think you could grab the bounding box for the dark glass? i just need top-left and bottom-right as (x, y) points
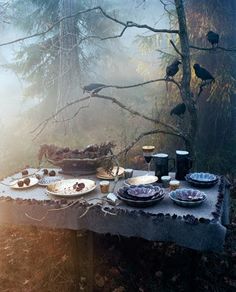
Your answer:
(144, 156), (152, 163)
(153, 153), (175, 180)
(142, 146), (155, 175)
(175, 150), (192, 180)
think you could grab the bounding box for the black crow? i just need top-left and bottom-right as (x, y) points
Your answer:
(206, 31), (219, 48)
(170, 103), (186, 116)
(165, 60), (181, 79)
(83, 83), (107, 94)
(193, 64), (215, 82)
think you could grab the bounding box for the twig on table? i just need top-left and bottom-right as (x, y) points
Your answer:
(25, 196), (118, 222)
(25, 199), (82, 222)
(101, 206), (118, 216)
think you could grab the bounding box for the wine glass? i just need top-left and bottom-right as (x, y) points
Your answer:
(142, 146), (155, 175)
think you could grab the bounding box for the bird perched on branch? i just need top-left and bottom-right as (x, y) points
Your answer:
(165, 60), (181, 79)
(193, 64), (215, 96)
(83, 83), (107, 94)
(206, 31), (219, 48)
(193, 64), (215, 82)
(170, 103), (186, 117)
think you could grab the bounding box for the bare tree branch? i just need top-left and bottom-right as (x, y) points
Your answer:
(100, 78), (181, 92)
(117, 128), (188, 157)
(156, 48), (176, 57)
(97, 7), (179, 34)
(189, 45), (236, 52)
(0, 6), (179, 48)
(170, 40), (183, 57)
(31, 91), (186, 141)
(160, 0), (176, 17)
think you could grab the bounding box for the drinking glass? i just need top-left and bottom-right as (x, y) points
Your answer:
(142, 146), (155, 175)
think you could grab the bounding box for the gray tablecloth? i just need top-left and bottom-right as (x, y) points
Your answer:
(0, 169), (230, 252)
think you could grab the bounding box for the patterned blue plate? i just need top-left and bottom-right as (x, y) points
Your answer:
(189, 172), (217, 183)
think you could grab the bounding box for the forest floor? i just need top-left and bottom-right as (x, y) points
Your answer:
(0, 200), (235, 292)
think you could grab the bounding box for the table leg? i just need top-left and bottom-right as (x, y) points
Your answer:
(76, 230), (94, 292)
(222, 186), (230, 225)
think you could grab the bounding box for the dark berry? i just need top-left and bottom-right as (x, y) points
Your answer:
(21, 170), (29, 176)
(49, 170), (56, 176)
(17, 180), (24, 187)
(43, 169), (48, 175)
(23, 178), (31, 186)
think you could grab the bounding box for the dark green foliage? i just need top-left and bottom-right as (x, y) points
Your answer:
(6, 0), (119, 104)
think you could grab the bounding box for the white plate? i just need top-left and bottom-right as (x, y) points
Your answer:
(124, 175), (158, 186)
(10, 177), (39, 189)
(38, 176), (62, 186)
(96, 166), (124, 180)
(46, 179), (96, 197)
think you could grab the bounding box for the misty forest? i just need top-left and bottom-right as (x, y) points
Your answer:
(0, 0), (235, 291)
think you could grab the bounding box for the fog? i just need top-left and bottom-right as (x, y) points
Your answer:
(0, 0), (169, 123)
(0, 0), (234, 177)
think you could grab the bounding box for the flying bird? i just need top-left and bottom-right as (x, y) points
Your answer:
(206, 31), (219, 48)
(83, 83), (107, 94)
(165, 60), (181, 79)
(193, 64), (215, 82)
(170, 103), (186, 117)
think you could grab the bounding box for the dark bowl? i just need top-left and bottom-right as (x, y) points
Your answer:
(117, 185), (164, 201)
(117, 189), (165, 207)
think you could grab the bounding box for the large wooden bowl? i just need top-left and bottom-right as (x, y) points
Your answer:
(48, 155), (112, 175)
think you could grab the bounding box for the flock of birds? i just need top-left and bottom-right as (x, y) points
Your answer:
(83, 30), (219, 118)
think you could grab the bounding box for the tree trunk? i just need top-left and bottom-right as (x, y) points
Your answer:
(174, 0), (198, 157)
(57, 0), (80, 113)
(230, 0), (236, 145)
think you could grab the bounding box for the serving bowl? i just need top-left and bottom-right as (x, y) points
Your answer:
(48, 156), (111, 175)
(127, 185), (162, 199)
(185, 174), (218, 188)
(189, 172), (217, 183)
(169, 188), (206, 207)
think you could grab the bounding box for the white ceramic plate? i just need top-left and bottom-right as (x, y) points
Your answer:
(96, 166), (124, 180)
(38, 176), (63, 186)
(124, 175), (158, 186)
(10, 177), (39, 189)
(46, 179), (96, 197)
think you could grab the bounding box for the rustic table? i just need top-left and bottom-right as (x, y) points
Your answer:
(0, 168), (230, 252)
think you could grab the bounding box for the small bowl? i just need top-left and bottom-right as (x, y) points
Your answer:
(169, 180), (180, 190)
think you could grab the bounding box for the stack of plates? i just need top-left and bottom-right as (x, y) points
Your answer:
(117, 185), (165, 207)
(169, 188), (206, 207)
(96, 166), (124, 180)
(185, 172), (218, 188)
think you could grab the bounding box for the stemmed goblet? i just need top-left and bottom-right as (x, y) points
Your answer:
(142, 146), (155, 175)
